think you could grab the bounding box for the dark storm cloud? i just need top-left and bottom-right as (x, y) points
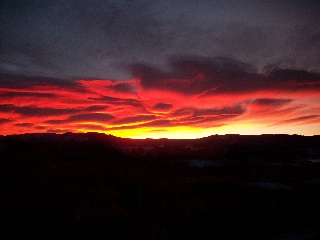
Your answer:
(109, 83), (136, 93)
(206, 69), (320, 95)
(130, 56), (262, 95)
(267, 69), (319, 82)
(129, 56), (320, 95)
(1, 0), (319, 80)
(169, 55), (256, 75)
(0, 73), (81, 90)
(133, 56), (320, 95)
(265, 68), (320, 92)
(130, 63), (170, 87)
(0, 104), (78, 116)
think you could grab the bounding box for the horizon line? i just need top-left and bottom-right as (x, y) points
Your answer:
(2, 131), (320, 140)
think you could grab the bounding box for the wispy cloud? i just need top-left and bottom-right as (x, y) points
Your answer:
(0, 59), (319, 137)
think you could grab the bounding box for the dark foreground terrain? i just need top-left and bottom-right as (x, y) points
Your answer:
(1, 133), (320, 239)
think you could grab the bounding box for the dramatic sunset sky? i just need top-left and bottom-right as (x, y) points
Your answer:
(1, 0), (320, 138)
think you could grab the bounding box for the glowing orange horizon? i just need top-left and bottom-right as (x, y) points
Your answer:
(1, 75), (320, 138)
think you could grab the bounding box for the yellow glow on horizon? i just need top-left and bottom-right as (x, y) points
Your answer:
(100, 122), (320, 138)
(106, 126), (208, 139)
(3, 120), (318, 138)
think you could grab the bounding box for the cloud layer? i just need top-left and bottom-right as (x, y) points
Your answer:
(1, 0), (319, 137)
(1, 56), (319, 137)
(1, 0), (320, 80)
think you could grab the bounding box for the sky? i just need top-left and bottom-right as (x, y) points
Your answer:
(1, 0), (320, 138)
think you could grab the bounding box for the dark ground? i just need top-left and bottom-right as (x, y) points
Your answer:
(1, 134), (320, 239)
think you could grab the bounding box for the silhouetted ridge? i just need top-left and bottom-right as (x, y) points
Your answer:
(1, 132), (319, 239)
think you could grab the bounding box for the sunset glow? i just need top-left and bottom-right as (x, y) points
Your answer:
(1, 67), (319, 138)
(1, 0), (320, 138)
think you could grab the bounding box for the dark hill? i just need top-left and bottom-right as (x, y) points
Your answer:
(1, 133), (320, 239)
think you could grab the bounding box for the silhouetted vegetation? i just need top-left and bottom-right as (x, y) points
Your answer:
(1, 133), (320, 239)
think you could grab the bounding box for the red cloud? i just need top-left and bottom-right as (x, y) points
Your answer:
(0, 61), (320, 137)
(274, 115), (320, 126)
(113, 115), (157, 125)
